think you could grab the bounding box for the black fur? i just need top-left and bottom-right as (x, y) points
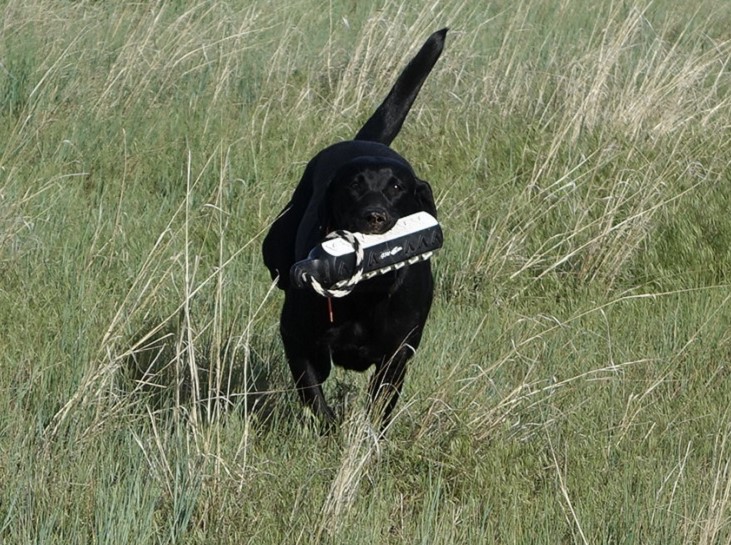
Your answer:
(262, 29), (447, 429)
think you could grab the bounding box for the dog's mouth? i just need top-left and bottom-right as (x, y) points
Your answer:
(341, 218), (396, 236)
(357, 220), (396, 235)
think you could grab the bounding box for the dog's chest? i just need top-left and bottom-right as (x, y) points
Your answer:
(320, 299), (389, 370)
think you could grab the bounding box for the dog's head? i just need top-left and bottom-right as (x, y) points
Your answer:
(321, 157), (436, 235)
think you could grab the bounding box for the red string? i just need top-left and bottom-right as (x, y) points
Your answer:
(324, 225), (335, 323)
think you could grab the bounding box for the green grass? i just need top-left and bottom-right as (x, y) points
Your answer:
(2, 0), (731, 542)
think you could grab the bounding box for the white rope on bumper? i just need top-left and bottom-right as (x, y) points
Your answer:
(300, 230), (433, 298)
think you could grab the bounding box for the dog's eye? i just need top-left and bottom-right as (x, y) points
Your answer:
(389, 178), (403, 192)
(349, 178), (364, 191)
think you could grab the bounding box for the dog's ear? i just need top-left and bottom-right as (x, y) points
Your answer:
(415, 178), (437, 218)
(262, 161), (319, 290)
(262, 203), (300, 289)
(316, 192), (334, 235)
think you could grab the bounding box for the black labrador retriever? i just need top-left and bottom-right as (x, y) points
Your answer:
(262, 28), (447, 429)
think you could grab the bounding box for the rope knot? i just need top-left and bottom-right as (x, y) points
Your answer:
(300, 230), (365, 298)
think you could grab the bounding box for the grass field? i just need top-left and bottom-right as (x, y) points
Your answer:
(2, 0), (731, 542)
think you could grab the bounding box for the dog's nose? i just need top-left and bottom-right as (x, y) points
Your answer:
(363, 208), (389, 230)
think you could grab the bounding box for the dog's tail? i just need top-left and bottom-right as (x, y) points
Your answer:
(354, 28), (447, 146)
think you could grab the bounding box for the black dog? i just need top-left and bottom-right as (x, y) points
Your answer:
(262, 29), (447, 429)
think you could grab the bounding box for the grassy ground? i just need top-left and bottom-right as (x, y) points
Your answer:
(2, 0), (731, 542)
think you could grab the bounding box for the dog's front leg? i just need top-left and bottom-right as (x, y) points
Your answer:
(368, 344), (414, 431)
(286, 351), (336, 425)
(280, 292), (336, 427)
